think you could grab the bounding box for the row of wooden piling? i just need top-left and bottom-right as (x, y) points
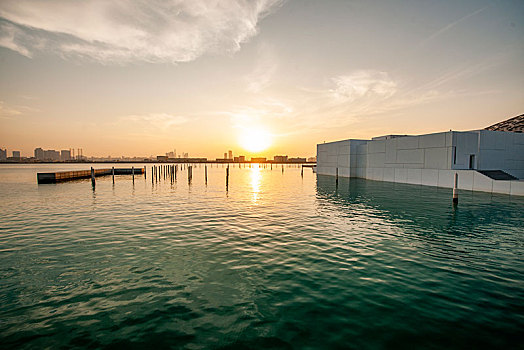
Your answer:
(85, 163), (309, 190)
(90, 166), (140, 187)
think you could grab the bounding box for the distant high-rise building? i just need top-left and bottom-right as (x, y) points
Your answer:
(34, 148), (44, 160)
(307, 157), (316, 162)
(12, 151), (21, 159)
(228, 150), (233, 160)
(166, 151), (175, 158)
(61, 149), (71, 161)
(0, 148), (7, 161)
(289, 157), (306, 163)
(224, 152), (227, 159)
(250, 157), (266, 163)
(274, 155), (288, 162)
(44, 150), (60, 161)
(183, 152), (189, 158)
(238, 155), (245, 162)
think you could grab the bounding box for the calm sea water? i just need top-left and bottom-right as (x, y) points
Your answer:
(0, 163), (523, 349)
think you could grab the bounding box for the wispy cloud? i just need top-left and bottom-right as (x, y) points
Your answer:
(419, 5), (488, 46)
(0, 100), (39, 119)
(0, 100), (22, 119)
(245, 43), (278, 93)
(226, 65), (499, 134)
(330, 70), (397, 101)
(121, 113), (188, 128)
(0, 0), (284, 63)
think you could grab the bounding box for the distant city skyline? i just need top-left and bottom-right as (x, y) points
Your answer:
(1, 0), (523, 157)
(0, 145), (313, 162)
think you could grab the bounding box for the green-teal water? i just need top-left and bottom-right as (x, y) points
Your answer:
(0, 164), (523, 349)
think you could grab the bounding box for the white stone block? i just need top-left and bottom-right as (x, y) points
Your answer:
(446, 132), (453, 147)
(510, 181), (524, 196)
(480, 130), (506, 150)
(337, 154), (350, 167)
(385, 144), (397, 163)
(368, 152), (386, 167)
(478, 150), (506, 170)
(473, 171), (493, 193)
(395, 168), (408, 183)
(424, 147), (449, 169)
(357, 144), (368, 154)
(396, 136), (419, 149)
(403, 163), (424, 169)
(372, 167), (384, 181)
(514, 133), (524, 145)
(383, 168), (395, 182)
(457, 171), (473, 191)
(397, 149), (424, 164)
(437, 170), (454, 188)
(419, 132), (446, 148)
(368, 140), (386, 153)
(338, 167), (350, 178)
(338, 143), (351, 155)
(492, 181), (511, 195)
(406, 168), (422, 185)
(421, 169), (439, 187)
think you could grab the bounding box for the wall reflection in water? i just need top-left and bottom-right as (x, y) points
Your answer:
(315, 175), (524, 236)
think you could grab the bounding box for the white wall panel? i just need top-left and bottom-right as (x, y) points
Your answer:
(397, 149), (424, 164)
(419, 132), (446, 148)
(420, 169), (439, 187)
(510, 181), (524, 196)
(396, 136), (419, 149)
(424, 147), (449, 169)
(406, 168), (422, 185)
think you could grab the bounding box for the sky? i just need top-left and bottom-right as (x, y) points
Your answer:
(0, 0), (523, 158)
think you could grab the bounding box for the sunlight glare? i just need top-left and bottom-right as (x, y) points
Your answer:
(250, 165), (261, 204)
(239, 127), (273, 153)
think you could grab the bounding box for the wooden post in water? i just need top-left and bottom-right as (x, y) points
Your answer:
(336, 167), (339, 186)
(301, 165), (303, 177)
(453, 173), (459, 205)
(132, 166), (135, 183)
(112, 167), (115, 183)
(282, 164), (284, 173)
(91, 167), (95, 187)
(205, 165), (208, 184)
(226, 165), (229, 189)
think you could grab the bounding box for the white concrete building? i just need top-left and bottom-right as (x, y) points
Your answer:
(317, 130), (524, 196)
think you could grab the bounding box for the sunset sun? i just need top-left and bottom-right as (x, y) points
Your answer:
(239, 128), (273, 153)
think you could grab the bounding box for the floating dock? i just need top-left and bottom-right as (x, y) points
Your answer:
(37, 168), (144, 184)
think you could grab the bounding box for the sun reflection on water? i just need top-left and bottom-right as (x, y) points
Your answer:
(250, 164), (261, 204)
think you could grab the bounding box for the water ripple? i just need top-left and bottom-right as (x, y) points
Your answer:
(0, 165), (523, 349)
